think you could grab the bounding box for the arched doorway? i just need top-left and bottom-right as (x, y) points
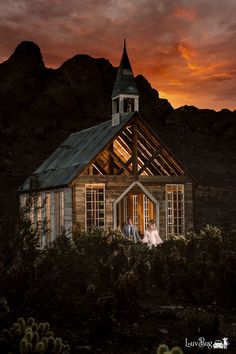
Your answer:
(113, 182), (159, 236)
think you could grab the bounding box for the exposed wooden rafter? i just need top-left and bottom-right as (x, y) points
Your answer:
(93, 161), (107, 175)
(79, 115), (186, 179)
(108, 147), (132, 175)
(132, 124), (138, 177)
(137, 126), (182, 175)
(109, 143), (114, 175)
(116, 136), (132, 155)
(117, 156), (132, 175)
(136, 118), (185, 175)
(138, 147), (163, 175)
(137, 136), (165, 175)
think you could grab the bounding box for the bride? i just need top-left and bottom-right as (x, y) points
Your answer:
(142, 220), (163, 247)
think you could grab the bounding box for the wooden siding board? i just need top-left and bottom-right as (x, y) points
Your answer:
(72, 176), (194, 236)
(184, 183), (194, 231)
(74, 184), (85, 226)
(41, 192), (46, 247)
(50, 192), (55, 241)
(64, 188), (72, 236)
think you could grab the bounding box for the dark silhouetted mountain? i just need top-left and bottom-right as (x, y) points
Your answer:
(0, 41), (235, 229)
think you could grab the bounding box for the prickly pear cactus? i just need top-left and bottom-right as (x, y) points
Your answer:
(157, 344), (184, 354)
(0, 317), (70, 353)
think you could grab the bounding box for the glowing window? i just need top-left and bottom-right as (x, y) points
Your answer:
(143, 195), (149, 231)
(166, 185), (184, 237)
(85, 184), (105, 229)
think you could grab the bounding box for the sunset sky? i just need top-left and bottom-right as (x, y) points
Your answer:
(0, 0), (236, 110)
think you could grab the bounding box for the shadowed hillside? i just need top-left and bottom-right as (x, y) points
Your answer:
(0, 41), (235, 229)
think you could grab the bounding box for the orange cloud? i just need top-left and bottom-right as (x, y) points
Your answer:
(178, 42), (196, 61)
(0, 0), (235, 111)
(173, 7), (197, 22)
(187, 63), (212, 76)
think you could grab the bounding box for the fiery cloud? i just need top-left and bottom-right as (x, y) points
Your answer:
(0, 0), (235, 110)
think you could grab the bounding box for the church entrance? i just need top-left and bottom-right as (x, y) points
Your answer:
(113, 182), (159, 236)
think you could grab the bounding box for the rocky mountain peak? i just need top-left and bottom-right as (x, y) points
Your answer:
(9, 41), (45, 68)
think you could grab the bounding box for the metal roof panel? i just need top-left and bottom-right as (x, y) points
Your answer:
(19, 113), (134, 191)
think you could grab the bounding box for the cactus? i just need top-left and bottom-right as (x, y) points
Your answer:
(157, 344), (169, 354)
(157, 344), (184, 354)
(0, 317), (70, 353)
(171, 347), (183, 354)
(0, 297), (9, 320)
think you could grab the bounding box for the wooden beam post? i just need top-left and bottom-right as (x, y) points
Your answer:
(132, 124), (138, 177)
(108, 143), (114, 175)
(108, 148), (133, 175)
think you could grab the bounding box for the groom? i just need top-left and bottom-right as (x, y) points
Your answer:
(123, 218), (141, 243)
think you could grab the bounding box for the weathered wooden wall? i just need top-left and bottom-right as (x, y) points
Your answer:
(20, 188), (73, 242)
(48, 188), (73, 240)
(184, 182), (194, 231)
(72, 175), (194, 239)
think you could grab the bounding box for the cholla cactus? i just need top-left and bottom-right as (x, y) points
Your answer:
(157, 344), (183, 354)
(0, 298), (9, 320)
(171, 347), (183, 354)
(0, 317), (70, 353)
(157, 344), (169, 354)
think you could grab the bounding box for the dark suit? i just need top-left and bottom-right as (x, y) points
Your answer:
(123, 223), (140, 243)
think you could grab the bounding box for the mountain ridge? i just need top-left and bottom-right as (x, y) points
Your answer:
(0, 41), (235, 229)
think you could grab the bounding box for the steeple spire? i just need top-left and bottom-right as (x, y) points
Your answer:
(112, 40), (139, 126)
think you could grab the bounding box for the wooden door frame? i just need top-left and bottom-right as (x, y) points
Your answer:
(113, 181), (159, 232)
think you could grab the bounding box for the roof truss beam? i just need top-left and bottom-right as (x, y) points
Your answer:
(138, 147), (163, 175)
(108, 147), (132, 175)
(117, 156), (132, 175)
(92, 161), (107, 175)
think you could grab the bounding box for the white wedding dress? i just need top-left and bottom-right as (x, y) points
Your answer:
(142, 228), (163, 247)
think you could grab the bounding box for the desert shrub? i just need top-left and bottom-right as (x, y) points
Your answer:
(0, 219), (236, 351)
(150, 225), (236, 307)
(0, 203), (40, 310)
(186, 224), (223, 243)
(113, 270), (140, 321)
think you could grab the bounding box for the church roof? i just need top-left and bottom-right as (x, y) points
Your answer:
(19, 113), (134, 192)
(112, 41), (139, 98)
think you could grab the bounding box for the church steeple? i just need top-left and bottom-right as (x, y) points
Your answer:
(112, 40), (139, 126)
